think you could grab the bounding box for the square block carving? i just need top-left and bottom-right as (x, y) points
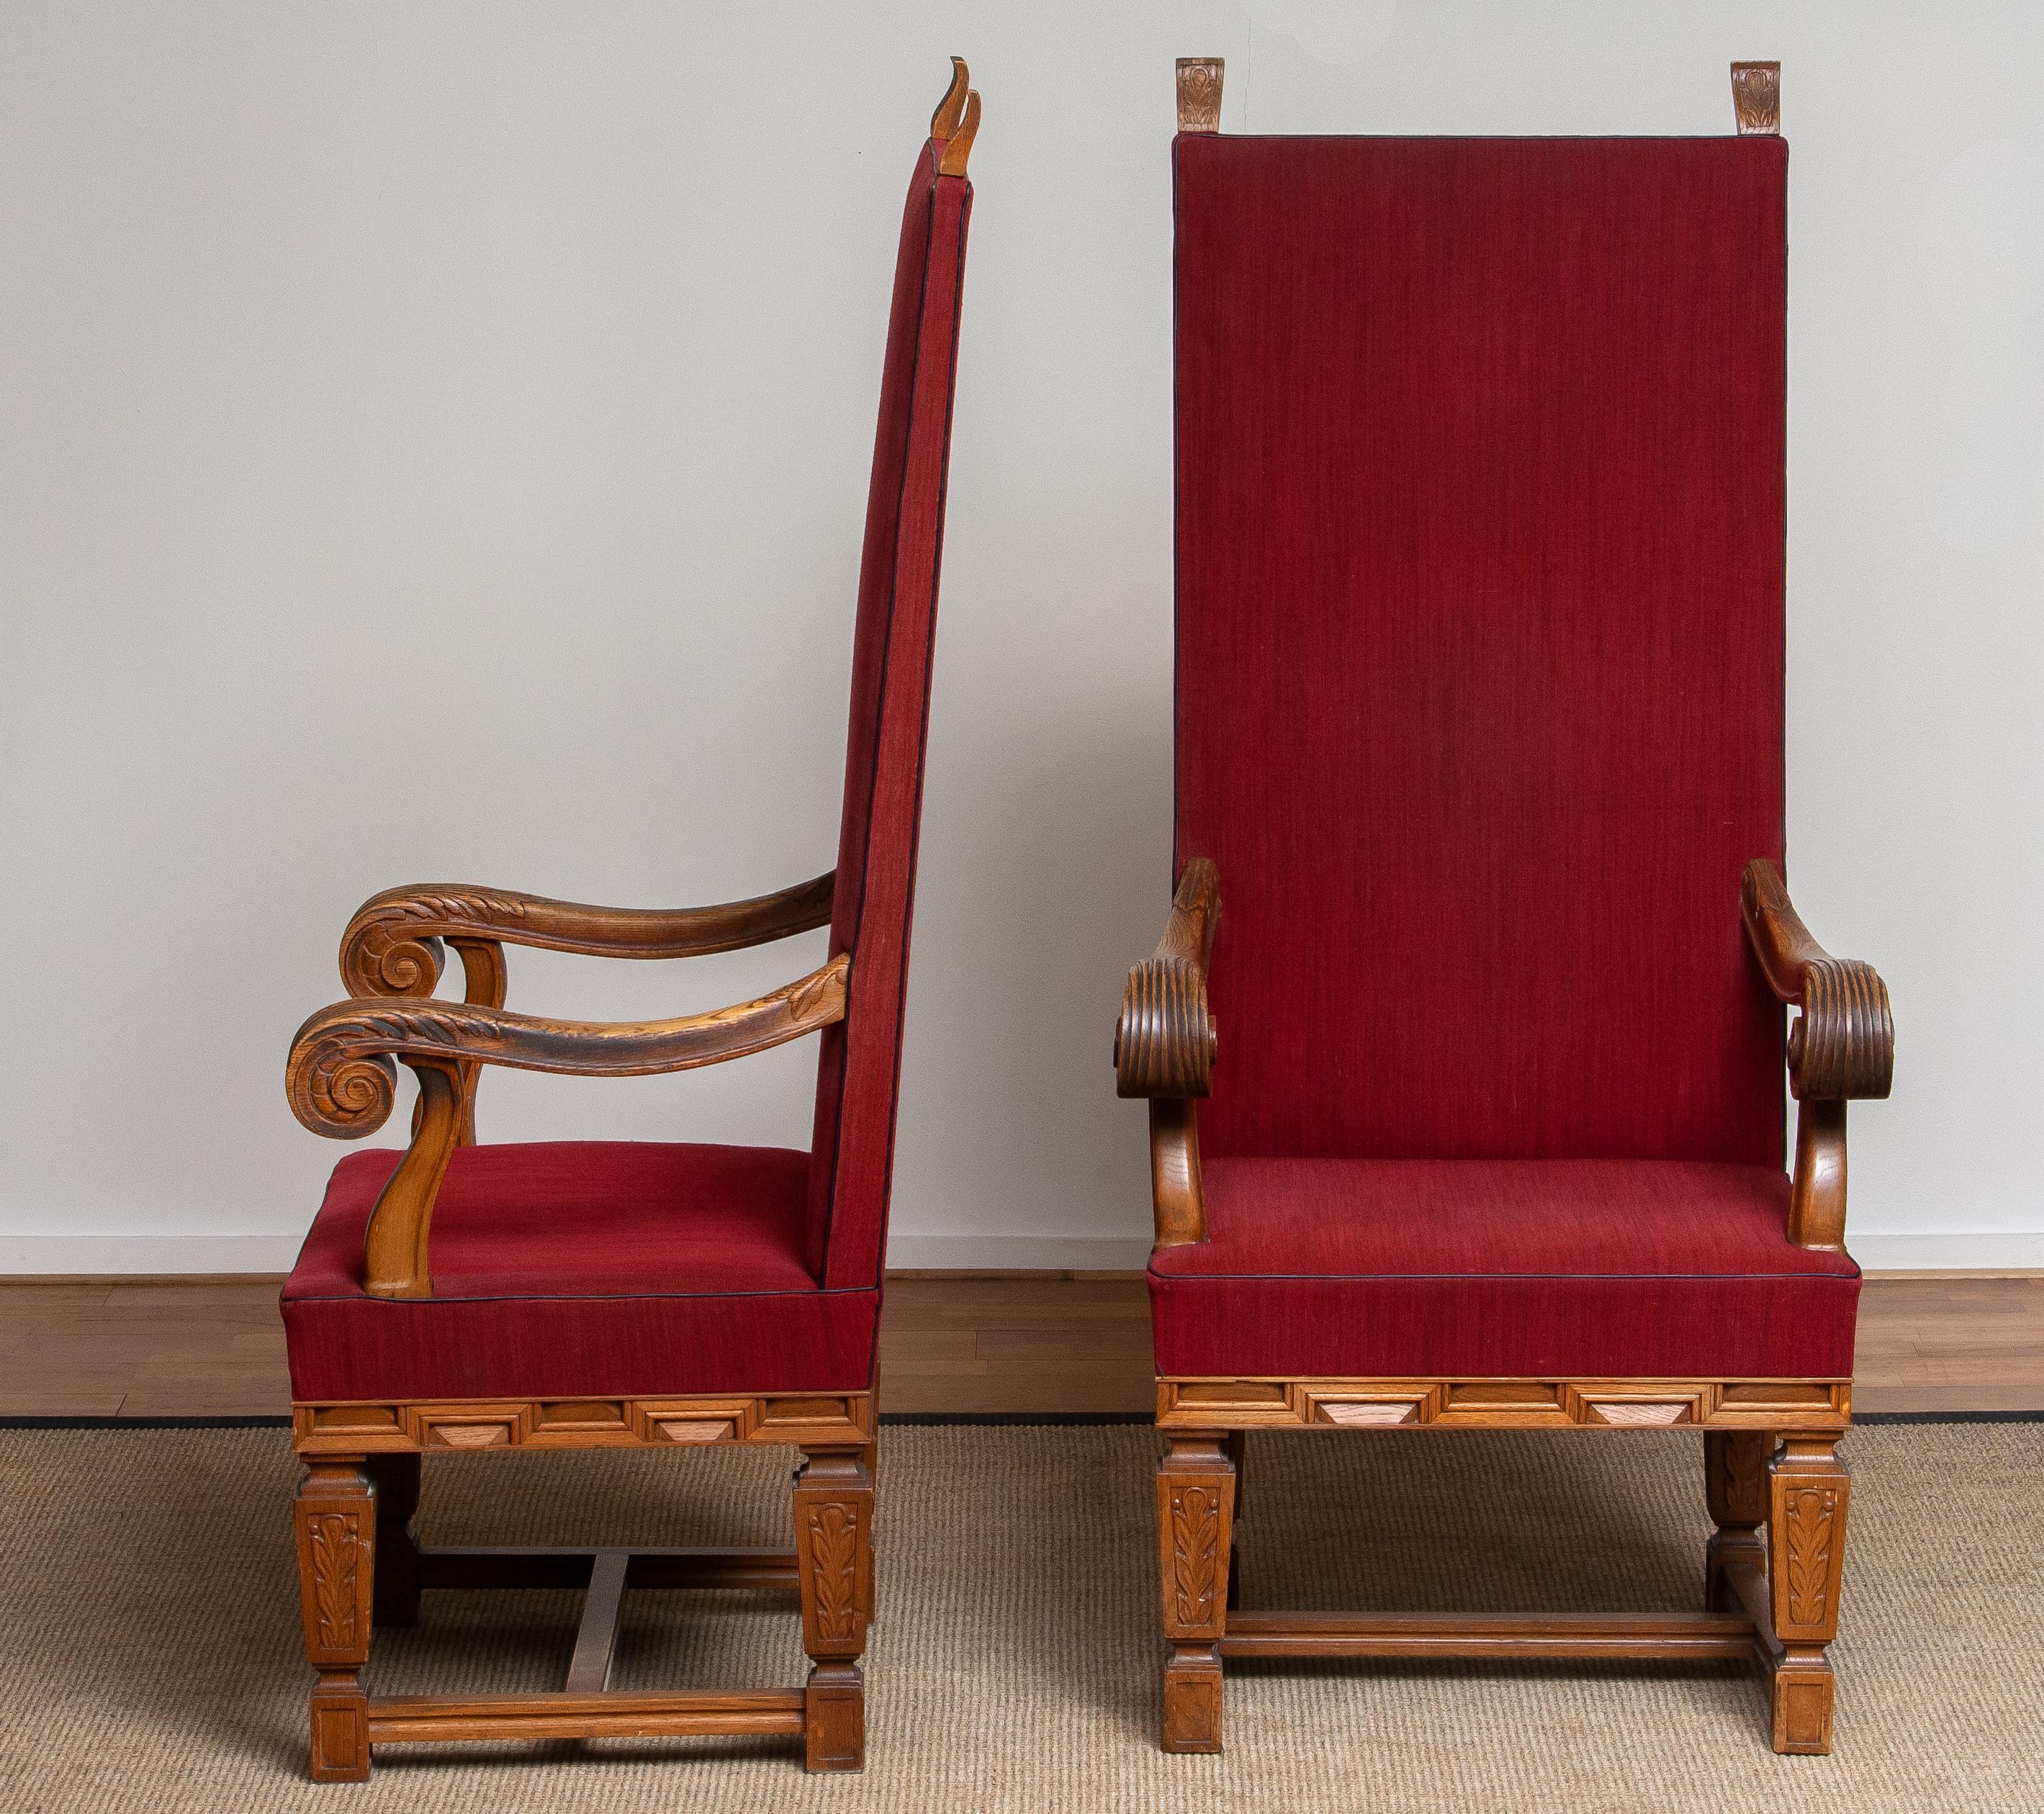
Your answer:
(1562, 1384), (1713, 1427)
(1713, 1382), (1850, 1427)
(1161, 1380), (1302, 1427)
(1302, 1384), (1444, 1428)
(410, 1402), (534, 1450)
(294, 1401), (422, 1455)
(752, 1394), (872, 1445)
(528, 1400), (637, 1447)
(654, 1418), (737, 1445)
(1439, 1382), (1570, 1426)
(629, 1398), (759, 1446)
(306, 1404), (403, 1435)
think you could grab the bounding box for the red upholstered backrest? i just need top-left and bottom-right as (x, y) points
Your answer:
(806, 143), (972, 1286)
(1174, 135), (1786, 1165)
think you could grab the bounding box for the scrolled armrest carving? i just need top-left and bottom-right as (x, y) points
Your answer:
(1739, 859), (1893, 1253)
(338, 872), (834, 997)
(1115, 857), (1220, 1100)
(1118, 859), (1222, 1248)
(296, 1042), (401, 1138)
(1740, 859), (1894, 1101)
(1117, 958), (1215, 1098)
(1791, 958), (1894, 1101)
(287, 955), (850, 1140)
(343, 892), (528, 997)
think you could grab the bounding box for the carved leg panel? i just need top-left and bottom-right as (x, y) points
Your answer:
(1767, 1438), (1850, 1754)
(1703, 1432), (1773, 1614)
(793, 1448), (873, 1773)
(1158, 1435), (1235, 1755)
(366, 1453), (421, 1628)
(294, 1460), (377, 1782)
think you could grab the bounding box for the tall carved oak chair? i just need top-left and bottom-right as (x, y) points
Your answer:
(279, 63), (978, 1779)
(1120, 60), (1892, 1757)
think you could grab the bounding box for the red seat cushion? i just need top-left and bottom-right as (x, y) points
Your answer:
(1149, 1158), (1859, 1380)
(282, 1142), (878, 1403)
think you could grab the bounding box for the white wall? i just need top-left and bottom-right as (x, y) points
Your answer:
(1, 1), (2039, 1274)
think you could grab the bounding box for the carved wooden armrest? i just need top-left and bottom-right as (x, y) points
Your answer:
(1740, 860), (1894, 1101)
(1739, 859), (1894, 1254)
(1115, 857), (1219, 1099)
(285, 954), (848, 1298)
(338, 871), (836, 997)
(1115, 858), (1220, 1250)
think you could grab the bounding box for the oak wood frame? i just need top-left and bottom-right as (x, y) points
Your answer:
(292, 1391), (874, 1778)
(1123, 849), (1887, 1754)
(1156, 1412), (1851, 1757)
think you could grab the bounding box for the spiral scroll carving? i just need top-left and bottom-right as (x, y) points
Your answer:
(287, 1007), (469, 1137)
(292, 1041), (398, 1138)
(1117, 957), (1215, 1098)
(341, 894), (526, 997)
(287, 956), (850, 1140)
(1791, 958), (1893, 1101)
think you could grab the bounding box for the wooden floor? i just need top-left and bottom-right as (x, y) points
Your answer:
(0, 1274), (2038, 1418)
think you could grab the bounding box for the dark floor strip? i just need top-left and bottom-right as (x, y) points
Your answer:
(0, 1415), (297, 1430)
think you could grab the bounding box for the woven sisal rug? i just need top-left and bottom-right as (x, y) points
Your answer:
(0, 1423), (2038, 1811)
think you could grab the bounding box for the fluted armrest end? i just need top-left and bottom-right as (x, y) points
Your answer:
(1740, 860), (1894, 1101)
(1115, 858), (1220, 1099)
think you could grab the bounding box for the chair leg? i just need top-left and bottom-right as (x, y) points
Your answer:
(793, 1446), (874, 1773)
(1157, 1433), (1235, 1754)
(1224, 1430), (1246, 1611)
(293, 1459), (377, 1782)
(1703, 1432), (1772, 1613)
(861, 1368), (880, 1628)
(1765, 1436), (1850, 1754)
(365, 1453), (422, 1628)
(863, 1359), (882, 1486)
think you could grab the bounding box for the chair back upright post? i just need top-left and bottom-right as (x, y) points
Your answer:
(806, 100), (977, 1291)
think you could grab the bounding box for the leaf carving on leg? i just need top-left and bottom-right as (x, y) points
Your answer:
(1782, 1486), (1837, 1627)
(1710, 1435), (1769, 1522)
(806, 1502), (861, 1642)
(1172, 1485), (1220, 1627)
(308, 1512), (361, 1650)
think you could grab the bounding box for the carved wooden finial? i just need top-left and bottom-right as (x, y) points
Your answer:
(1731, 60), (1780, 135)
(1176, 58), (1223, 133)
(932, 56), (970, 140)
(937, 87), (980, 176)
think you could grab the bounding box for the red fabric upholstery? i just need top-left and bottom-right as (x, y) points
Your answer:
(1150, 1159), (1859, 1379)
(1174, 136), (1788, 1165)
(809, 145), (974, 1287)
(282, 1144), (878, 1402)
